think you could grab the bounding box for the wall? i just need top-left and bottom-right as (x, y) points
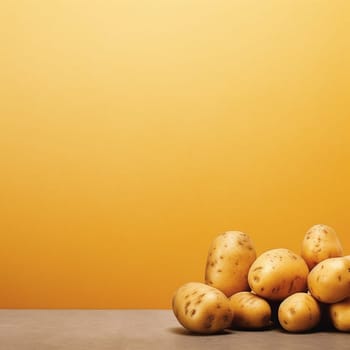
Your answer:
(1, 0), (350, 308)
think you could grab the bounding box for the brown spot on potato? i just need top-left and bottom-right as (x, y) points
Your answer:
(338, 275), (342, 282)
(253, 266), (263, 272)
(217, 269), (222, 273)
(216, 303), (221, 309)
(253, 275), (260, 283)
(289, 307), (296, 315)
(283, 320), (288, 325)
(219, 255), (224, 259)
(185, 301), (191, 315)
(208, 314), (215, 322)
(222, 314), (230, 322)
(190, 309), (196, 317)
(288, 280), (295, 293)
(260, 287), (264, 292)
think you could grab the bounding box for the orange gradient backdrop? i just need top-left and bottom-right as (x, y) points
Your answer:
(1, 1), (350, 308)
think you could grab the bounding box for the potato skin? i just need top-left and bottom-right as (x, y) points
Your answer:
(172, 282), (233, 334)
(307, 257), (350, 303)
(248, 248), (309, 301)
(301, 224), (343, 270)
(329, 297), (350, 332)
(205, 231), (256, 297)
(278, 293), (321, 332)
(229, 292), (271, 329)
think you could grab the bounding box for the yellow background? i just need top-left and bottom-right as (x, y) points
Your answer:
(1, 1), (350, 309)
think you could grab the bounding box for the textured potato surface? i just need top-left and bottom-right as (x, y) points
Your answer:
(229, 291), (271, 329)
(307, 257), (350, 303)
(329, 297), (350, 332)
(278, 292), (321, 332)
(205, 231), (256, 297)
(248, 248), (309, 301)
(301, 224), (343, 270)
(172, 282), (233, 334)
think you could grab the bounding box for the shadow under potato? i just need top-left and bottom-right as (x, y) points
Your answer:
(230, 324), (275, 332)
(167, 327), (234, 336)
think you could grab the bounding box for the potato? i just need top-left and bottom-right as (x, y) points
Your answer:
(172, 282), (233, 334)
(248, 248), (309, 301)
(278, 292), (321, 332)
(205, 231), (256, 297)
(307, 257), (350, 303)
(329, 297), (350, 332)
(301, 224), (343, 270)
(229, 291), (271, 329)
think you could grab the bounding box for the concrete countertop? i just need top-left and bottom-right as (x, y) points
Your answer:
(0, 309), (348, 349)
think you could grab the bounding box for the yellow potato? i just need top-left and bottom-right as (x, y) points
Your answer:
(307, 257), (350, 303)
(301, 224), (343, 270)
(278, 292), (321, 332)
(248, 248), (309, 301)
(172, 282), (233, 334)
(229, 291), (271, 329)
(329, 297), (350, 332)
(205, 231), (256, 297)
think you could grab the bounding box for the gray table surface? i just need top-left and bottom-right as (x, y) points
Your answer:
(0, 309), (348, 350)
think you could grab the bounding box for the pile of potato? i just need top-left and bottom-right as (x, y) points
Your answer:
(172, 224), (350, 334)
